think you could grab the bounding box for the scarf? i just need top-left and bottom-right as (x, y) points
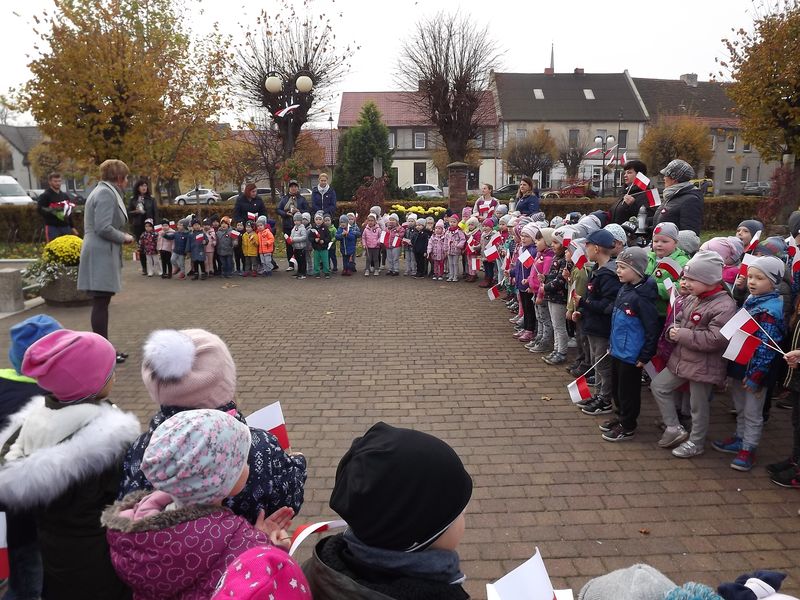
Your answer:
(663, 181), (695, 202)
(317, 185), (329, 195)
(448, 225), (460, 232)
(343, 529), (465, 585)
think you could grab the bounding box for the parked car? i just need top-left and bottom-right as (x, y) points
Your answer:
(411, 183), (443, 198)
(494, 183), (519, 200)
(690, 178), (714, 195)
(0, 176), (35, 205)
(742, 181), (771, 196)
(542, 180), (596, 199)
(27, 189), (45, 200)
(66, 189), (87, 205)
(171, 188), (221, 205)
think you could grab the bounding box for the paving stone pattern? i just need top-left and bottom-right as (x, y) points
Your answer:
(1, 266), (798, 598)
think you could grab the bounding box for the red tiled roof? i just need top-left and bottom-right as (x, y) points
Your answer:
(338, 91), (497, 128)
(303, 128), (339, 166)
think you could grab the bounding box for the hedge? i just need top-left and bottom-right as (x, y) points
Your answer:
(0, 196), (766, 244)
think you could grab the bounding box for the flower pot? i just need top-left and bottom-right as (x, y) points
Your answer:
(40, 276), (91, 307)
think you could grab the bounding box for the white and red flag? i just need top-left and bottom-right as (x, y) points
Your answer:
(584, 147), (603, 158)
(0, 512), (7, 579)
(664, 278), (677, 322)
(485, 245), (499, 262)
(247, 211), (258, 222)
(230, 230), (241, 238)
(633, 171), (651, 191)
(738, 252), (756, 278)
(560, 227), (574, 248)
(567, 376), (592, 404)
(274, 104), (300, 118)
(519, 249), (534, 268)
(643, 355), (668, 379)
(644, 188), (661, 208)
(603, 144), (619, 158)
(169, 220), (176, 229)
(154, 224), (163, 233)
(470, 256), (482, 271)
(195, 233), (204, 241)
(655, 256), (682, 281)
(489, 232), (503, 247)
(720, 307), (759, 340)
(744, 230), (762, 253)
(788, 237), (800, 274)
(723, 329), (761, 365)
(571, 244), (588, 269)
(504, 254), (512, 271)
(379, 231), (388, 245)
(247, 401), (291, 450)
(487, 284), (501, 300)
(391, 235), (402, 248)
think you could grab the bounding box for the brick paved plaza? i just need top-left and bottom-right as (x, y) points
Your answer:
(1, 266), (798, 597)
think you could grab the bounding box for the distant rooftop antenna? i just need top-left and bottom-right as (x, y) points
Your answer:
(550, 42), (554, 71)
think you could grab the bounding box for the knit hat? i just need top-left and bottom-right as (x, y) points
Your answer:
(292, 212), (303, 222)
(683, 250), (724, 284)
(700, 236), (744, 265)
(578, 564), (676, 600)
(339, 214), (349, 224)
(301, 212), (311, 222)
(466, 216), (479, 228)
(435, 219), (445, 229)
(604, 223), (628, 246)
(407, 213), (418, 221)
(617, 247), (649, 278)
(652, 222), (680, 242)
(141, 329), (236, 409)
(495, 204), (509, 216)
(660, 159), (695, 182)
(665, 583), (723, 600)
(678, 230), (701, 256)
(212, 545), (311, 600)
(530, 211), (548, 225)
(789, 211), (800, 238)
(367, 213), (377, 221)
(738, 220), (764, 237)
(749, 255), (785, 285)
(314, 211), (324, 220)
(717, 570), (798, 600)
(461, 207), (472, 218)
(288, 179), (299, 187)
(521, 223), (539, 240)
(499, 215), (512, 226)
(483, 218), (495, 228)
(550, 215), (565, 229)
(539, 227), (555, 246)
(256, 215), (267, 225)
(330, 422), (472, 552)
(370, 205), (382, 216)
(756, 236), (788, 259)
(141, 409), (251, 507)
(586, 229), (616, 249)
(21, 330), (116, 404)
(591, 210), (610, 227)
(8, 314), (62, 373)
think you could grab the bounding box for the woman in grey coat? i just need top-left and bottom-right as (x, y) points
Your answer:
(77, 159), (135, 363)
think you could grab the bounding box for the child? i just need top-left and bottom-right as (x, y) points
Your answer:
(302, 211), (314, 271)
(241, 221), (259, 277)
(212, 545), (310, 599)
(403, 214), (417, 276)
(712, 255), (785, 470)
(203, 218), (217, 276)
(189, 219), (208, 280)
(170, 218), (190, 280)
(302, 422), (472, 599)
(529, 228), (555, 352)
(565, 239), (592, 378)
(601, 247), (660, 441)
(412, 218), (431, 278)
(233, 221), (246, 275)
(383, 213), (404, 276)
(445, 214), (467, 283)
(650, 250), (737, 458)
(139, 218), (160, 277)
(104, 409), (294, 599)
(336, 214), (358, 276)
(361, 213), (382, 276)
(699, 236), (744, 284)
(0, 329), (140, 599)
(216, 219), (236, 278)
(542, 228), (570, 364)
(645, 222), (689, 321)
(575, 229), (622, 415)
(427, 219), (447, 280)
(324, 213), (338, 273)
(735, 219), (764, 249)
(156, 218), (173, 278)
(309, 211), (331, 278)
(463, 216), (481, 282)
(290, 212), (309, 279)
(478, 218), (497, 288)
(256, 219), (275, 277)
(511, 223), (539, 343)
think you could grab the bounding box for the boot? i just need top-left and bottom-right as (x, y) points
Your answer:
(518, 331), (534, 343)
(478, 277), (491, 288)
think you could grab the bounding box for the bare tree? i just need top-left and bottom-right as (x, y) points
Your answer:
(395, 12), (501, 164)
(503, 128), (558, 179)
(244, 111), (286, 201)
(558, 132), (590, 181)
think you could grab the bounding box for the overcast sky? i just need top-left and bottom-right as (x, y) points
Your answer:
(1, 0), (761, 127)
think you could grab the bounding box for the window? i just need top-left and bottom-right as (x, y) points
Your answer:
(710, 135), (716, 151)
(743, 141), (752, 152)
(413, 131), (426, 149)
(413, 162), (426, 185)
(474, 130), (484, 148)
(725, 167), (734, 183)
(533, 88), (544, 100)
(467, 168), (480, 189)
(583, 89), (595, 100)
(387, 131), (396, 150)
(618, 130), (628, 149)
(596, 129), (607, 140)
(727, 135), (736, 152)
(568, 129), (579, 149)
(540, 168), (551, 189)
(516, 128), (527, 141)
(741, 167), (749, 183)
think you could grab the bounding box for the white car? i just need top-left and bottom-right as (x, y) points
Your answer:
(412, 183), (444, 198)
(172, 188), (221, 205)
(0, 176), (35, 205)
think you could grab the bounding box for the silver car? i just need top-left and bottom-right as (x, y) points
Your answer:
(172, 188), (221, 205)
(411, 183), (444, 198)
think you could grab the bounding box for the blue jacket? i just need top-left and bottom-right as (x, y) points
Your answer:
(188, 230), (207, 262)
(512, 244), (537, 292)
(172, 230), (190, 255)
(311, 187), (337, 216)
(118, 401), (307, 524)
(336, 225), (359, 255)
(728, 291), (784, 391)
(515, 193), (540, 216)
(610, 276), (660, 365)
(578, 259), (623, 338)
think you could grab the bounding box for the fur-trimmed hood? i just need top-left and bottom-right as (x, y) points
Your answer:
(101, 489), (227, 533)
(0, 396), (140, 509)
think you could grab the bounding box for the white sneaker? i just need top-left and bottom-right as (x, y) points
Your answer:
(567, 338), (577, 348)
(658, 426), (689, 448)
(364, 270), (370, 276)
(672, 440), (703, 458)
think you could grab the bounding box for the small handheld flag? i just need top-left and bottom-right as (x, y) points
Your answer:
(229, 230), (241, 238)
(720, 307), (760, 340)
(744, 230), (762, 253)
(487, 284), (500, 300)
(737, 252), (756, 278)
(633, 171), (650, 191)
(519, 249), (534, 268)
(723, 329), (761, 365)
(247, 212), (258, 222)
(0, 513), (7, 579)
(645, 188), (661, 208)
(470, 256), (482, 271)
(379, 231), (388, 245)
(154, 224), (163, 233)
(195, 233), (204, 241)
(655, 256), (682, 281)
(485, 245), (499, 262)
(567, 376), (592, 404)
(247, 401), (291, 450)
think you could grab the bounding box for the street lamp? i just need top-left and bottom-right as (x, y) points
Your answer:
(327, 112), (334, 171)
(594, 134), (615, 197)
(264, 70), (315, 156)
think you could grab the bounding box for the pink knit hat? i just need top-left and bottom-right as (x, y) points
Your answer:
(21, 329), (116, 403)
(141, 329), (236, 409)
(212, 545), (311, 600)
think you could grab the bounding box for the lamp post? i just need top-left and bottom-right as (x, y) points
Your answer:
(327, 112), (334, 171)
(613, 109), (623, 197)
(594, 133), (615, 197)
(264, 71), (314, 157)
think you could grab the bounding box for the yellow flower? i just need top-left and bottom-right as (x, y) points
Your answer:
(43, 235), (82, 267)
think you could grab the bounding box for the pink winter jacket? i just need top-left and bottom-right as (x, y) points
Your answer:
(444, 227), (466, 256)
(157, 230), (173, 253)
(427, 232), (447, 261)
(530, 248), (554, 296)
(102, 491), (272, 600)
(361, 224), (382, 249)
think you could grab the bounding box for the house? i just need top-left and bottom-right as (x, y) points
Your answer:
(490, 69), (650, 193)
(0, 124), (44, 189)
(632, 74), (777, 194)
(337, 91), (498, 190)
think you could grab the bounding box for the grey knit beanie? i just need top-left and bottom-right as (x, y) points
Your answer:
(683, 250), (724, 285)
(617, 246), (649, 278)
(749, 255), (785, 285)
(578, 564), (677, 600)
(652, 222), (680, 242)
(677, 230), (701, 256)
(604, 223), (628, 246)
(737, 219), (764, 237)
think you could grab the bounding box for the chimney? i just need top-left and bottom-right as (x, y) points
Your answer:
(680, 73), (698, 87)
(574, 67), (584, 76)
(544, 67), (554, 76)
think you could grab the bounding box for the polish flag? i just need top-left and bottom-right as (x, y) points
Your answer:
(289, 519), (348, 557)
(645, 188), (661, 207)
(603, 144), (619, 158)
(609, 151), (628, 166)
(584, 147), (603, 158)
(655, 256), (682, 281)
(169, 220), (176, 229)
(391, 235), (402, 248)
(789, 237), (800, 274)
(744, 230), (762, 253)
(0, 512), (7, 579)
(275, 104), (300, 118)
(154, 224), (163, 232)
(504, 255), (512, 271)
(567, 376), (592, 404)
(519, 249), (534, 268)
(571, 244), (588, 269)
(489, 232), (502, 247)
(470, 256), (482, 271)
(723, 329), (761, 365)
(247, 401), (291, 450)
(643, 355), (668, 379)
(561, 227), (574, 248)
(247, 212), (258, 222)
(379, 231), (388, 245)
(664, 278), (677, 321)
(720, 307), (759, 340)
(487, 284), (501, 300)
(485, 245), (499, 261)
(195, 233), (204, 241)
(633, 171), (651, 191)
(230, 230), (241, 238)
(738, 252), (756, 278)
(289, 256), (298, 269)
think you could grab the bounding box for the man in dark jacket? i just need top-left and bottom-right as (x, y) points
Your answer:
(311, 172), (337, 216)
(276, 180), (309, 269)
(652, 159), (704, 235)
(232, 183), (267, 225)
(37, 173), (78, 241)
(609, 160), (651, 225)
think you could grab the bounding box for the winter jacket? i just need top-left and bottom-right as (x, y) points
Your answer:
(464, 228), (481, 256)
(308, 224), (331, 251)
(511, 244), (537, 292)
(566, 263), (591, 313)
(172, 230), (190, 255)
(645, 248), (690, 316)
(302, 534), (470, 600)
(727, 292), (784, 391)
(361, 224), (383, 249)
(733, 270), (793, 325)
(336, 225), (359, 255)
(444, 227), (466, 256)
(290, 224), (308, 250)
(0, 397), (140, 600)
(427, 233), (447, 261)
(515, 193), (540, 216)
(531, 248), (554, 297)
(383, 225), (405, 249)
(411, 228), (431, 254)
(204, 228), (216, 254)
(216, 229), (236, 256)
(257, 226), (275, 254)
(156, 229), (173, 253)
(784, 299), (800, 392)
(311, 186), (338, 216)
(277, 195), (309, 232)
(0, 369), (44, 431)
(103, 490), (271, 600)
(233, 193), (267, 225)
(543, 253), (569, 304)
(119, 401), (306, 524)
(578, 259), (623, 338)
(667, 287), (737, 385)
(610, 276), (660, 365)
(127, 194), (158, 232)
(241, 231), (259, 257)
(77, 181), (128, 294)
(609, 188), (649, 225)
(652, 184), (704, 235)
(139, 230), (158, 255)
(188, 230), (207, 262)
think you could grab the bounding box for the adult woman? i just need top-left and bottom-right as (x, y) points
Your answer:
(311, 172), (337, 216)
(514, 176), (540, 216)
(473, 183), (499, 217)
(232, 183), (267, 225)
(77, 159), (135, 363)
(128, 179), (157, 275)
(609, 160), (650, 225)
(652, 159), (703, 235)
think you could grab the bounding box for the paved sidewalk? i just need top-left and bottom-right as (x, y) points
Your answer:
(1, 265), (798, 597)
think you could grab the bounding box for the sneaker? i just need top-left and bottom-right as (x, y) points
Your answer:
(576, 395), (596, 408)
(529, 343), (551, 353)
(365, 270), (370, 276)
(658, 426), (689, 448)
(602, 424), (635, 442)
(315, 274), (321, 278)
(567, 337), (577, 348)
(766, 456), (798, 476)
(568, 365), (585, 377)
(731, 448), (755, 471)
(672, 440), (703, 458)
(285, 266), (294, 271)
(581, 399), (613, 415)
(299, 275), (307, 279)
(325, 273), (331, 279)
(770, 465), (800, 488)
(599, 418), (620, 432)
(712, 436), (743, 455)
(585, 375), (596, 386)
(513, 329), (526, 338)
(509, 315), (521, 323)
(543, 352), (567, 365)
(776, 398), (793, 410)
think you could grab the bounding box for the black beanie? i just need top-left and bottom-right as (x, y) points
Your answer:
(330, 422), (472, 552)
(789, 211), (800, 238)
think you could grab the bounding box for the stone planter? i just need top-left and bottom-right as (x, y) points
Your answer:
(40, 276), (91, 307)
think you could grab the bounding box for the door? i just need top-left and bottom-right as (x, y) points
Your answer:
(413, 162), (427, 185)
